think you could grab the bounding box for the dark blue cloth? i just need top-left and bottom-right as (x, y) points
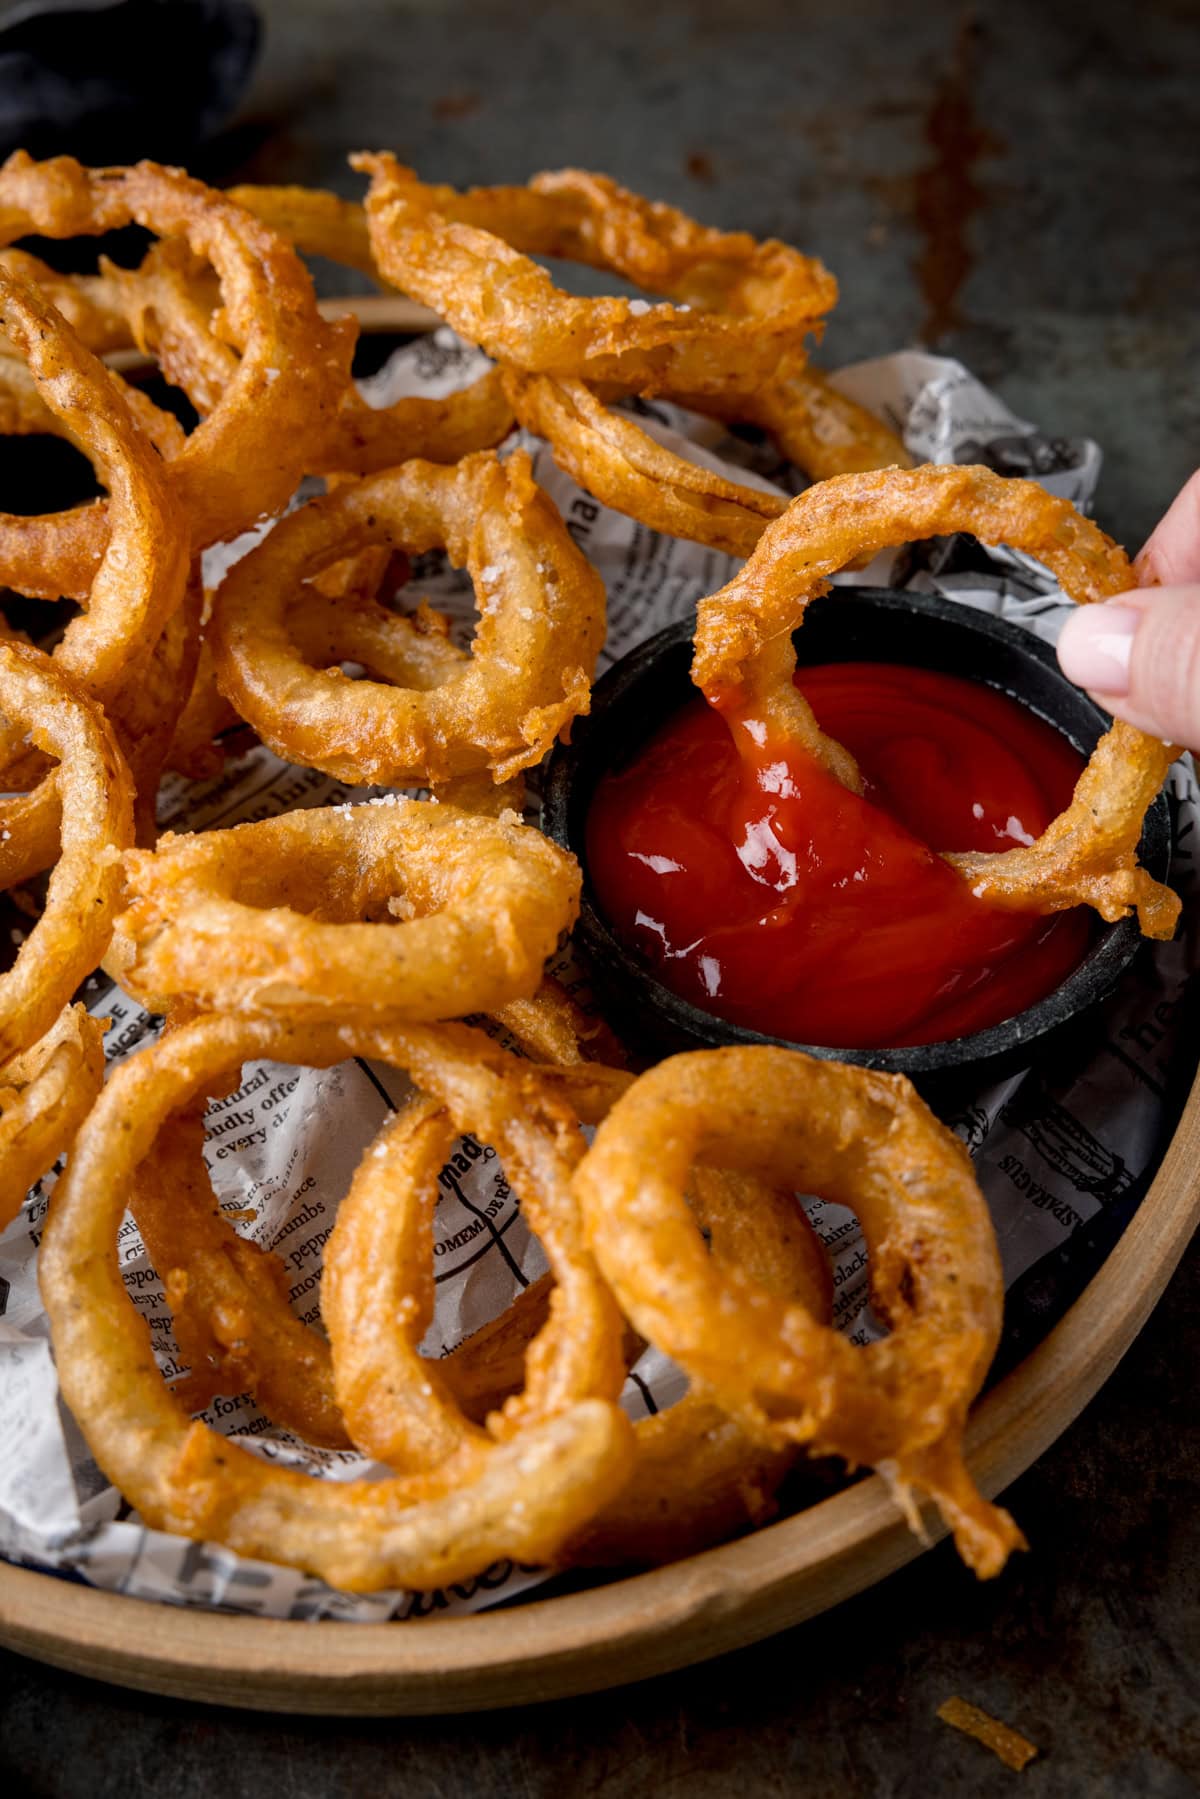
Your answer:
(0, 0), (259, 164)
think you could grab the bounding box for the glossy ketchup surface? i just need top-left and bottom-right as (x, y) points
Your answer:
(586, 662), (1092, 1048)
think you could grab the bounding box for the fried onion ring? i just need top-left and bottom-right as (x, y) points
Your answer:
(0, 1004), (105, 1226)
(676, 358), (913, 482)
(503, 369), (787, 557)
(0, 153), (353, 600)
(0, 644), (133, 1065)
(356, 154), (836, 394)
(131, 1100), (350, 1448)
(573, 1045), (1025, 1578)
(0, 262), (189, 702)
(134, 1023), (619, 1451)
(210, 450), (605, 786)
(692, 464), (1179, 936)
(40, 1012), (635, 1591)
(0, 568), (201, 888)
(569, 1165), (833, 1567)
(112, 798), (580, 1021)
(130, 183), (514, 475)
(324, 1037), (629, 1476)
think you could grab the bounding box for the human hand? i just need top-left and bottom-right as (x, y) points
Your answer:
(1057, 471), (1200, 750)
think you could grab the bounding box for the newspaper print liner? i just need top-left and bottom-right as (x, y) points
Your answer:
(0, 337), (1195, 1623)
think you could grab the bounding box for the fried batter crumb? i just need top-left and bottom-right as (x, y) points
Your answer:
(937, 1696), (1039, 1771)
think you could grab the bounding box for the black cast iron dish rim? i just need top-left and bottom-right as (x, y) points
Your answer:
(542, 586), (1173, 1081)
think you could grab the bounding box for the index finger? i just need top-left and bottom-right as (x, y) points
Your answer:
(1135, 468), (1200, 586)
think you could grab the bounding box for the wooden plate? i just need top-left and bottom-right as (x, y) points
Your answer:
(2, 300), (1197, 1713)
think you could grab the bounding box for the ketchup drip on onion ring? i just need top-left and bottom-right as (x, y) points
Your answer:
(588, 663), (1092, 1049)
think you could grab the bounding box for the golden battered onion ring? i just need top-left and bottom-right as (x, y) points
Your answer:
(131, 1100), (350, 1448)
(40, 1011), (635, 1592)
(134, 1021), (617, 1450)
(228, 183), (378, 279)
(164, 628), (243, 781)
(0, 345), (186, 460)
(0, 568), (201, 888)
(0, 153), (353, 600)
(0, 1004), (105, 1226)
(0, 246), (132, 352)
(0, 644), (133, 1065)
(112, 798), (581, 1021)
(0, 263), (189, 701)
(356, 154), (836, 394)
(319, 363), (514, 478)
(324, 1035), (629, 1476)
(503, 369), (787, 558)
(573, 1045), (1025, 1578)
(569, 1164), (832, 1568)
(103, 239), (235, 417)
(123, 184), (514, 475)
(692, 464), (1179, 936)
(676, 358), (913, 482)
(487, 976), (625, 1069)
(210, 450), (605, 786)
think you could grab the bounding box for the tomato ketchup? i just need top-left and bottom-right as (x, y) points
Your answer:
(586, 662), (1091, 1048)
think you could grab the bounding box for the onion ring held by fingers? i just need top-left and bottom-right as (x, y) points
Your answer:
(0, 153), (353, 599)
(573, 1046), (1025, 1578)
(324, 1036), (629, 1475)
(503, 369), (787, 557)
(356, 154), (836, 394)
(210, 450), (605, 786)
(112, 799), (581, 1021)
(0, 645), (133, 1066)
(0, 1005), (105, 1226)
(40, 1012), (635, 1591)
(692, 464), (1179, 936)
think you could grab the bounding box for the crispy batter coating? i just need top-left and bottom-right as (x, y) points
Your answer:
(504, 369), (787, 556)
(209, 451), (605, 787)
(0, 1005), (105, 1226)
(357, 154), (836, 395)
(113, 798), (581, 1022)
(0, 153), (353, 600)
(0, 645), (133, 1066)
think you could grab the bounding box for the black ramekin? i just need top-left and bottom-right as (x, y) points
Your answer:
(542, 586), (1173, 1090)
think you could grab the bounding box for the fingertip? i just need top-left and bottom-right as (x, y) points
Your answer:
(1056, 602), (1140, 697)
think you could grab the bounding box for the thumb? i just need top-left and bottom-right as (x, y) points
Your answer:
(1056, 585), (1200, 751)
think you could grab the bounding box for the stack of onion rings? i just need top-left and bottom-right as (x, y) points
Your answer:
(0, 152), (353, 600)
(7, 145), (1176, 1608)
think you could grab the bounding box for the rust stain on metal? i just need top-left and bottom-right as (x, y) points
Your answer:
(432, 91), (481, 122)
(913, 19), (1002, 344)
